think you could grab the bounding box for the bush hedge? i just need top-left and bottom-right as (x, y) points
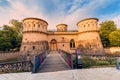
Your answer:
(73, 56), (116, 68)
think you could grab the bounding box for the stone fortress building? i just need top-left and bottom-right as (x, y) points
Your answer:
(20, 17), (104, 55)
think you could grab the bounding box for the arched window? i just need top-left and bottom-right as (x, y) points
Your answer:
(33, 24), (35, 27)
(70, 39), (75, 48)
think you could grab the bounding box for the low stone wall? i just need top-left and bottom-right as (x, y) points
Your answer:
(104, 47), (120, 54)
(0, 61), (32, 73)
(0, 52), (19, 61)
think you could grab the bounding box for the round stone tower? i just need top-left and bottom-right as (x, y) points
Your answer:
(56, 24), (68, 32)
(77, 18), (104, 55)
(20, 18), (48, 54)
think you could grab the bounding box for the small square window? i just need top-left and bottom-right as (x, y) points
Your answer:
(84, 25), (85, 27)
(33, 46), (35, 50)
(38, 24), (40, 27)
(34, 24), (35, 27)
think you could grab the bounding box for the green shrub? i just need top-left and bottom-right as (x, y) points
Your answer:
(81, 56), (96, 68)
(73, 55), (116, 68)
(106, 58), (115, 65)
(96, 60), (110, 66)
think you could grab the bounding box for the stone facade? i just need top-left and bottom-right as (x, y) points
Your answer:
(20, 17), (104, 55)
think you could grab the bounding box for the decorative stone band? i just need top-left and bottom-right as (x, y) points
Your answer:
(78, 30), (99, 34)
(23, 30), (98, 35)
(22, 41), (48, 45)
(0, 61), (32, 73)
(23, 31), (48, 34)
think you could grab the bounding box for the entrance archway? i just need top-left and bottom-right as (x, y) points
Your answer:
(50, 39), (57, 51)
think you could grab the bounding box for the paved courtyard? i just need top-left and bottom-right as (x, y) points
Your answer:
(0, 68), (119, 80)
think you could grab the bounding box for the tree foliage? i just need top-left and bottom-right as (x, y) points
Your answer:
(9, 19), (22, 34)
(0, 20), (22, 51)
(109, 29), (120, 46)
(99, 20), (117, 47)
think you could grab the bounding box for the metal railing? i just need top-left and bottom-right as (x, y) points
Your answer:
(32, 52), (46, 73)
(59, 49), (73, 69)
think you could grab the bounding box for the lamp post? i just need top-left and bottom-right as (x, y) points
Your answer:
(76, 49), (82, 69)
(115, 57), (120, 70)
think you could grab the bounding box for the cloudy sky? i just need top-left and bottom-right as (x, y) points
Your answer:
(0, 0), (120, 30)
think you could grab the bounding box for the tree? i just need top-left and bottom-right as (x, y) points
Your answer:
(9, 19), (23, 34)
(0, 27), (13, 51)
(0, 20), (22, 51)
(9, 19), (23, 49)
(109, 29), (120, 46)
(99, 20), (117, 47)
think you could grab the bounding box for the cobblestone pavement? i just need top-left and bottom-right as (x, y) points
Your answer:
(38, 51), (70, 73)
(0, 68), (120, 80)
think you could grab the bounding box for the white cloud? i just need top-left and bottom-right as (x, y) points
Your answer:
(68, 0), (86, 14)
(112, 15), (120, 28)
(0, 0), (46, 27)
(46, 0), (94, 30)
(62, 0), (105, 30)
(0, 0), (119, 30)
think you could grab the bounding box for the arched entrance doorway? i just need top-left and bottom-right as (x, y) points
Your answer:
(50, 39), (57, 51)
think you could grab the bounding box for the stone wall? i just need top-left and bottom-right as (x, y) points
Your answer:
(104, 47), (120, 54)
(0, 61), (32, 73)
(48, 33), (78, 52)
(0, 52), (19, 61)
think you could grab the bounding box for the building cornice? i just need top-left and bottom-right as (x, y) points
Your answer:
(56, 24), (68, 27)
(22, 17), (48, 25)
(77, 18), (98, 26)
